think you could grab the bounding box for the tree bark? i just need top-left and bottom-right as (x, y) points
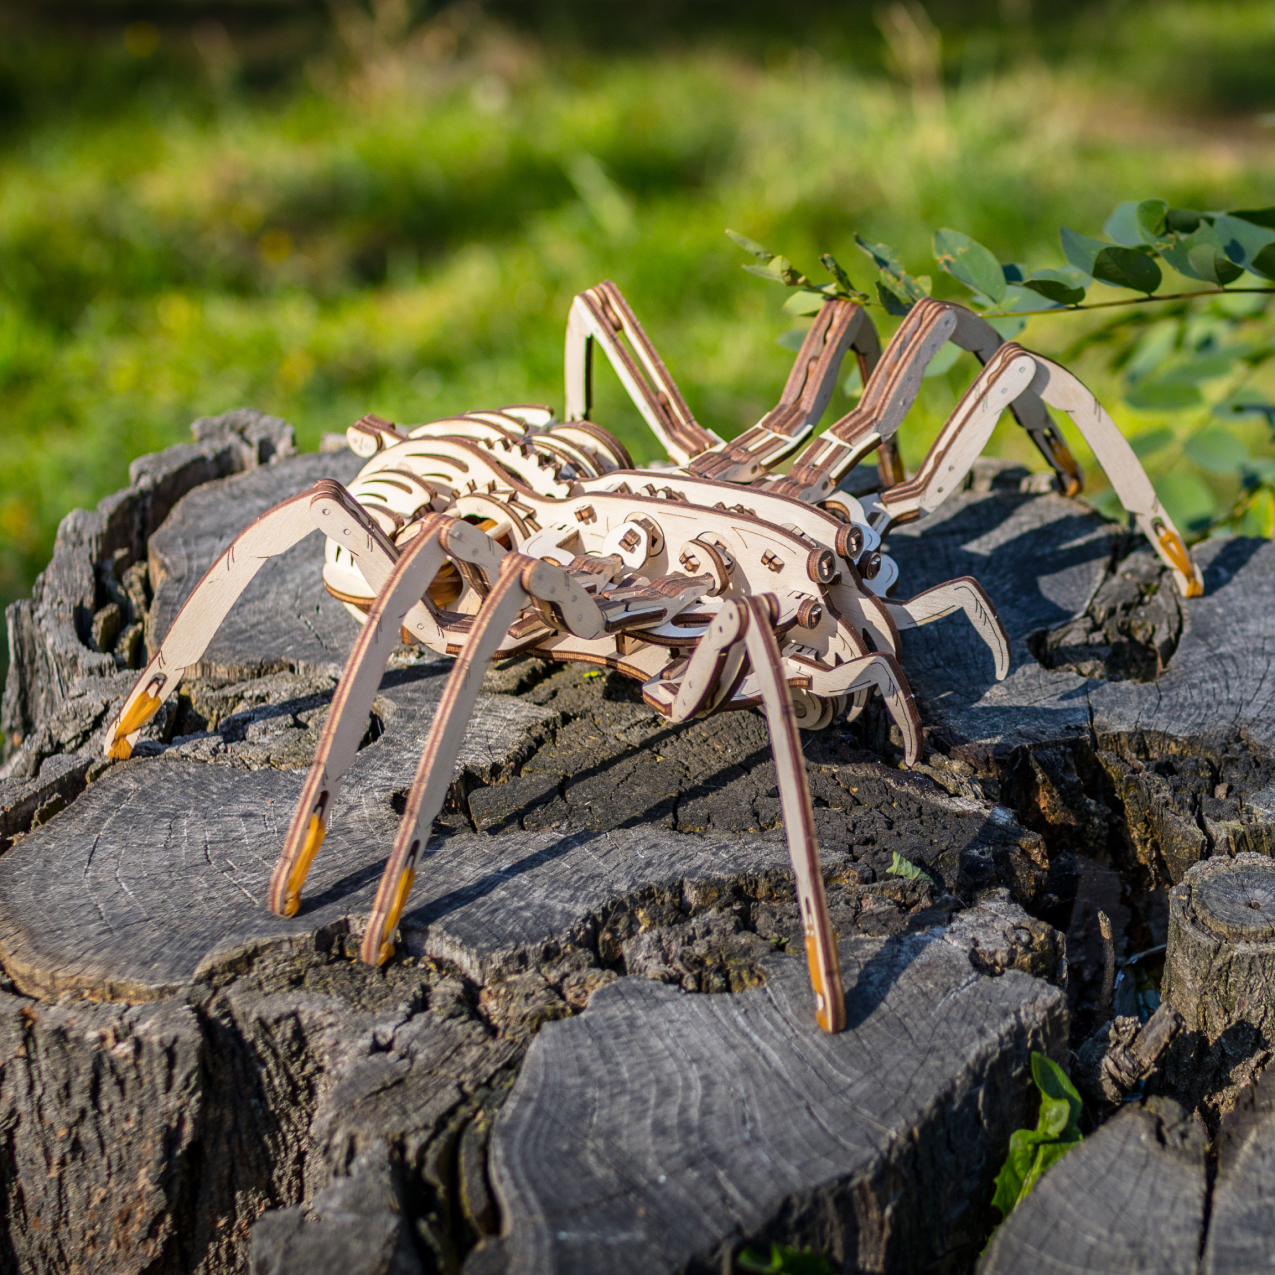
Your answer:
(978, 1097), (1208, 1275)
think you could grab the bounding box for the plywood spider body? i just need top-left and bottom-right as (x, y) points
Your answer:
(105, 284), (1201, 1033)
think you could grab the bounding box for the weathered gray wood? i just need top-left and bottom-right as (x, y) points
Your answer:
(0, 662), (553, 999)
(147, 447), (366, 681)
(477, 901), (1066, 1275)
(7, 442), (1273, 1275)
(0, 707), (1054, 1003)
(2, 409), (296, 767)
(978, 1097), (1208, 1275)
(892, 475), (1275, 897)
(889, 476), (1116, 758)
(1164, 853), (1275, 1059)
(1204, 1067), (1275, 1275)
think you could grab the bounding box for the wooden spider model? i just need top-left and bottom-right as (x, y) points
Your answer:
(103, 282), (1201, 1034)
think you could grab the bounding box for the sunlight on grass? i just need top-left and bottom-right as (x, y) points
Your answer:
(2, 21), (1274, 650)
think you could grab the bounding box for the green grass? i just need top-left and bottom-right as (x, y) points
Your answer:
(2, 4), (1275, 673)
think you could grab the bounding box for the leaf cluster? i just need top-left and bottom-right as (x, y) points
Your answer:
(990, 1053), (1083, 1218)
(727, 201), (1275, 543)
(736, 1242), (834, 1274)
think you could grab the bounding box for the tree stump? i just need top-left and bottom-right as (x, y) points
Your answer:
(977, 1097), (1208, 1275)
(1164, 852), (1275, 1044)
(0, 435), (1273, 1275)
(1204, 1066), (1275, 1275)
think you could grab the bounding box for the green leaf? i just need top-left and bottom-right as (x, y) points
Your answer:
(1060, 226), (1108, 277)
(725, 229), (774, 262)
(1125, 319), (1180, 381)
(1000, 282), (1060, 313)
(1184, 427), (1249, 474)
(1187, 243), (1244, 286)
(933, 228), (1007, 303)
(737, 1243), (834, 1275)
(855, 233), (908, 279)
(1158, 348), (1243, 385)
(1136, 198), (1170, 242)
(1021, 1138), (1080, 1199)
(1104, 201), (1143, 247)
(1215, 388), (1275, 424)
(887, 851), (934, 883)
(1243, 460), (1275, 486)
(1229, 207), (1275, 231)
(1023, 270), (1086, 306)
(1248, 242), (1275, 282)
(743, 262), (788, 284)
(1092, 245), (1162, 294)
(876, 280), (913, 316)
(820, 252), (864, 298)
(1130, 427), (1174, 457)
(1237, 487), (1275, 538)
(783, 289), (827, 315)
(1031, 1054), (1083, 1138)
(1125, 377), (1203, 410)
(776, 329), (809, 351)
(1159, 224), (1243, 285)
(1212, 214), (1275, 268)
(923, 342), (962, 378)
(1156, 471), (1218, 532)
(1166, 208), (1206, 234)
(988, 315), (1027, 339)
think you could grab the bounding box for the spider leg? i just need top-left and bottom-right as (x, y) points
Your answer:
(687, 300), (872, 483)
(768, 298), (1079, 503)
(564, 280), (723, 466)
(639, 599), (749, 722)
(884, 577), (1011, 681)
(947, 308), (1082, 495)
(800, 651), (923, 766)
(104, 480), (401, 761)
(868, 345), (1041, 532)
(268, 513), (483, 917)
(740, 596), (846, 1034)
(1024, 353), (1204, 598)
(360, 553), (605, 967)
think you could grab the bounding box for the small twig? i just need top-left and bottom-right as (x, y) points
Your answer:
(1097, 910), (1116, 1024)
(857, 286), (1275, 320)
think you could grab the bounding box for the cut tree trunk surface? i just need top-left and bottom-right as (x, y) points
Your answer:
(147, 449), (365, 681)
(1205, 1067), (1275, 1275)
(480, 913), (1065, 1275)
(0, 436), (1272, 1275)
(977, 1096), (1208, 1275)
(893, 480), (1275, 757)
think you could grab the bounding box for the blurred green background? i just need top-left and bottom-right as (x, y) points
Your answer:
(2, 0), (1275, 676)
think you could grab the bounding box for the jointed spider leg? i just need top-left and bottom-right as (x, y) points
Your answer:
(1024, 353), (1204, 597)
(687, 299), (875, 483)
(269, 514), (452, 917)
(740, 596), (847, 1034)
(799, 651), (924, 766)
(769, 298), (1078, 503)
(867, 344), (1042, 532)
(104, 480), (401, 761)
(884, 578), (1012, 681)
(565, 281), (723, 465)
(360, 553), (605, 966)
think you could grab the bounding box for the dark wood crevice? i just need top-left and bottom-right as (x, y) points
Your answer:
(0, 443), (1273, 1273)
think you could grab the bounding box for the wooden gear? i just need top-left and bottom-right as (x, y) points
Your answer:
(104, 281), (1201, 1034)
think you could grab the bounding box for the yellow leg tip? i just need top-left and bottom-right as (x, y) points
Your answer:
(281, 895), (300, 918)
(376, 940), (395, 965)
(108, 737), (133, 761)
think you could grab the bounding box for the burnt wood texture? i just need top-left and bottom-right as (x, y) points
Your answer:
(0, 421), (1272, 1274)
